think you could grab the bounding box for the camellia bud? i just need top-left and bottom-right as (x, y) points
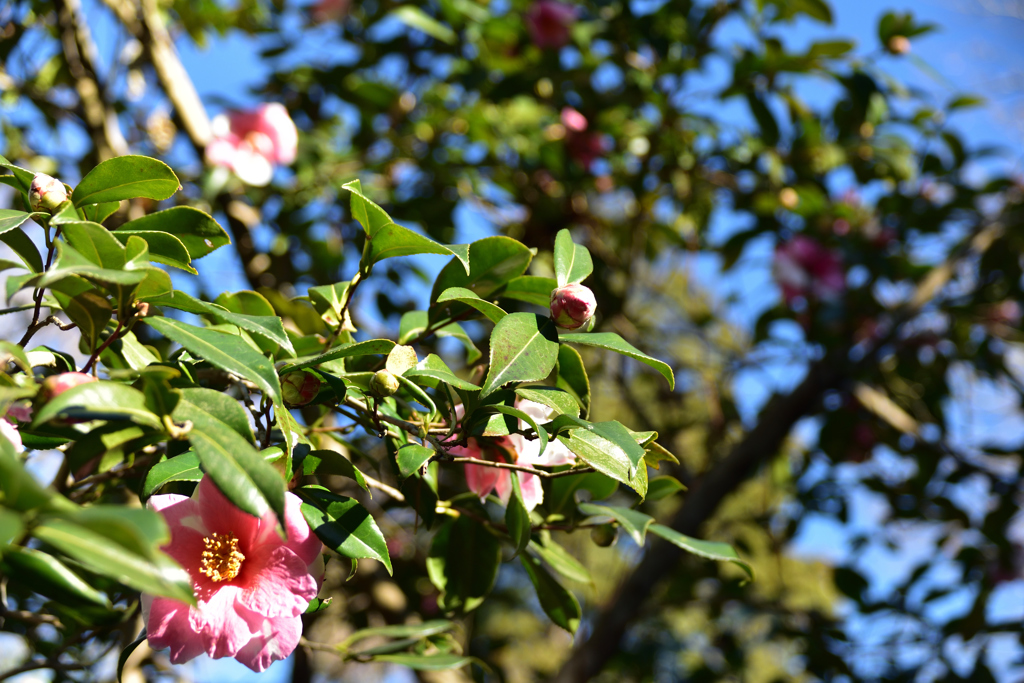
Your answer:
(590, 523), (617, 547)
(281, 371), (321, 406)
(39, 372), (97, 402)
(887, 35), (911, 55)
(550, 283), (597, 330)
(29, 173), (68, 212)
(369, 369), (400, 398)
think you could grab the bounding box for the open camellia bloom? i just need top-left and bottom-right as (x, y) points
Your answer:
(143, 477), (323, 672)
(773, 235), (846, 306)
(453, 400), (576, 511)
(206, 103), (299, 187)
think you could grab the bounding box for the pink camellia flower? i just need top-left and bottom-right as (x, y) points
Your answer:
(560, 107), (587, 133)
(0, 418), (23, 452)
(550, 283), (597, 329)
(39, 372), (97, 402)
(143, 476), (323, 672)
(206, 103), (298, 187)
(525, 0), (578, 50)
(453, 400), (576, 511)
(773, 235), (846, 306)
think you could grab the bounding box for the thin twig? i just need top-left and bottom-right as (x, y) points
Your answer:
(362, 473), (405, 501)
(446, 457), (593, 479)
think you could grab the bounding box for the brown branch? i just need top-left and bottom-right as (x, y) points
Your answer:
(445, 456), (593, 479)
(551, 220), (1006, 683)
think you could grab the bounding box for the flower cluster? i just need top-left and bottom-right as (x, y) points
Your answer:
(773, 235), (845, 306)
(206, 103), (298, 187)
(453, 399), (576, 511)
(144, 477), (323, 672)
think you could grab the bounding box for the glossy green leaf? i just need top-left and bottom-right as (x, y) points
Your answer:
(298, 487), (392, 574)
(396, 443), (434, 479)
(116, 206), (228, 260)
(177, 387), (255, 443)
(578, 502), (654, 546)
(431, 236), (533, 302)
(528, 536), (592, 584)
(0, 209), (43, 235)
(645, 475), (686, 502)
(427, 515), (500, 613)
(487, 403), (548, 456)
(308, 281), (352, 327)
(648, 523), (754, 580)
(559, 430), (646, 497)
(558, 332), (674, 390)
(553, 229), (593, 287)
(111, 230), (194, 274)
(51, 290), (112, 349)
(147, 317), (282, 404)
(436, 286), (507, 323)
(32, 518), (194, 604)
(298, 450), (368, 491)
(148, 291), (294, 356)
(556, 345), (590, 416)
(481, 313), (559, 397)
(281, 339), (396, 373)
(498, 275), (558, 308)
(80, 201), (120, 224)
(0, 508), (23, 549)
(520, 551), (581, 634)
(61, 221), (126, 268)
(0, 227), (43, 272)
(117, 629), (147, 683)
(547, 471), (618, 513)
(72, 155), (180, 206)
(405, 354), (481, 391)
(515, 386), (580, 418)
(32, 381), (162, 429)
(143, 451), (202, 497)
(38, 241), (148, 288)
(2, 546), (112, 607)
(505, 469), (531, 558)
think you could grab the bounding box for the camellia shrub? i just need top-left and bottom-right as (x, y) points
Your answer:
(0, 154), (747, 675)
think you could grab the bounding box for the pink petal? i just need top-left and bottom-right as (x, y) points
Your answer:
(238, 546), (318, 618)
(145, 596), (205, 665)
(193, 584), (254, 659)
(148, 494), (207, 575)
(196, 478), (262, 549)
(281, 491), (323, 565)
(255, 103), (298, 165)
(458, 439), (502, 500)
(518, 471), (544, 511)
(234, 612), (302, 672)
(0, 419), (22, 453)
(205, 135), (242, 168)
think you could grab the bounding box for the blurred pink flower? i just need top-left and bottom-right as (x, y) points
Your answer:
(773, 235), (845, 305)
(525, 0), (577, 49)
(0, 418), (22, 452)
(560, 107), (587, 133)
(310, 0), (350, 23)
(143, 477), (323, 672)
(454, 400), (576, 510)
(206, 103), (298, 187)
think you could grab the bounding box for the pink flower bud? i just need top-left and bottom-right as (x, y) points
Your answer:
(550, 283), (597, 329)
(29, 173), (68, 212)
(525, 0), (578, 50)
(39, 372), (97, 402)
(281, 371), (321, 406)
(560, 107), (588, 133)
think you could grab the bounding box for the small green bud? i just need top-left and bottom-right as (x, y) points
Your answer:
(590, 523), (617, 547)
(281, 371), (321, 406)
(29, 173), (68, 212)
(369, 369), (400, 398)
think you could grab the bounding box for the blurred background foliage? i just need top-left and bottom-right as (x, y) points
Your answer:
(2, 0), (1024, 681)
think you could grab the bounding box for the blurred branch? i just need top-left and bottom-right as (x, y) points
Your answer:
(54, 0), (128, 161)
(552, 219), (1006, 683)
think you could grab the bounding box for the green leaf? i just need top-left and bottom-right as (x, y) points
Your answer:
(396, 443), (434, 479)
(117, 629), (147, 683)
(342, 180), (469, 272)
(73, 155), (180, 207)
(38, 241), (147, 288)
(487, 403), (548, 456)
(948, 94), (986, 111)
(280, 339), (396, 373)
(372, 654), (476, 671)
(556, 345), (590, 416)
(520, 552), (581, 634)
(80, 201), (120, 224)
(645, 475), (686, 501)
(340, 620), (456, 649)
(0, 227), (44, 272)
(32, 381), (162, 429)
(0, 209), (43, 235)
(436, 286), (507, 323)
(427, 515), (500, 613)
(177, 387), (255, 442)
(298, 450), (368, 492)
(146, 317), (282, 404)
(648, 524), (754, 580)
(553, 229), (593, 287)
(548, 471), (617, 514)
(560, 430), (646, 496)
(558, 332), (674, 390)
(388, 6), (457, 43)
(143, 451), (202, 497)
(578, 502), (654, 546)
(405, 354), (481, 392)
(528, 536), (592, 584)
(505, 470), (531, 558)
(431, 236), (533, 302)
(51, 290), (112, 350)
(0, 508), (23, 549)
(515, 386), (580, 418)
(298, 487), (392, 574)
(308, 281), (352, 327)
(148, 291), (294, 356)
(174, 390), (285, 523)
(111, 230), (194, 274)
(61, 221), (126, 268)
(498, 275), (557, 308)
(1, 546), (112, 607)
(116, 207), (228, 260)
(32, 518), (194, 603)
(481, 313), (559, 396)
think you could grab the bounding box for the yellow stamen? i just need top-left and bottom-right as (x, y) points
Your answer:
(200, 532), (245, 582)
